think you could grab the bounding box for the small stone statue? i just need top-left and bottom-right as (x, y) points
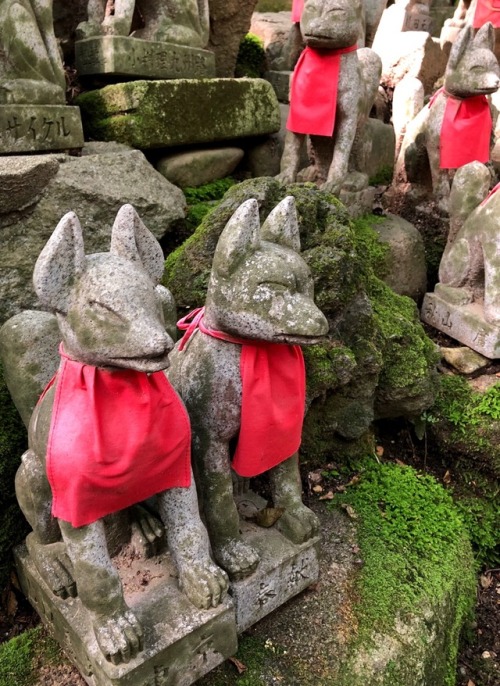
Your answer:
(77, 0), (210, 48)
(11, 205), (228, 664)
(394, 22), (500, 212)
(167, 196), (329, 580)
(422, 161), (500, 358)
(277, 0), (382, 197)
(0, 0), (66, 104)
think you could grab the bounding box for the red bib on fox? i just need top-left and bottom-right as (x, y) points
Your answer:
(291, 0), (304, 22)
(44, 347), (191, 527)
(430, 88), (492, 169)
(473, 0), (500, 28)
(178, 309), (306, 477)
(287, 45), (357, 137)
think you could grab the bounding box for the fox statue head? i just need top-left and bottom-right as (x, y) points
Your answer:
(445, 23), (500, 99)
(33, 204), (174, 372)
(204, 196), (329, 343)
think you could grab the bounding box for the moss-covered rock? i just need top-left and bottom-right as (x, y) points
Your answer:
(0, 360), (28, 591)
(164, 178), (438, 464)
(76, 78), (281, 149)
(0, 626), (62, 686)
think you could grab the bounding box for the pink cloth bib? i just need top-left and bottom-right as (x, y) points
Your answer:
(177, 309), (306, 477)
(291, 0), (304, 23)
(473, 0), (500, 28)
(44, 347), (191, 527)
(287, 45), (357, 137)
(430, 88), (492, 169)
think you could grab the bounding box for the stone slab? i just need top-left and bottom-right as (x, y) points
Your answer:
(76, 79), (281, 149)
(266, 70), (291, 104)
(233, 492), (320, 633)
(403, 10), (433, 33)
(421, 292), (500, 359)
(15, 544), (237, 686)
(0, 106), (83, 154)
(75, 37), (216, 79)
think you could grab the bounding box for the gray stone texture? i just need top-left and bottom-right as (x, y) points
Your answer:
(0, 145), (186, 324)
(371, 213), (427, 301)
(156, 148), (244, 188)
(357, 118), (396, 183)
(250, 11), (296, 72)
(77, 78), (281, 150)
(75, 36), (216, 79)
(208, 0), (259, 77)
(266, 70), (292, 103)
(0, 105), (84, 154)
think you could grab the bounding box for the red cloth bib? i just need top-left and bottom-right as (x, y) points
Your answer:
(473, 0), (500, 28)
(44, 347), (191, 527)
(177, 309), (306, 478)
(480, 180), (500, 205)
(291, 0), (304, 23)
(287, 45), (357, 137)
(430, 88), (492, 169)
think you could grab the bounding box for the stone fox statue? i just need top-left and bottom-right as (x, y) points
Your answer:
(77, 0), (210, 48)
(167, 197), (329, 581)
(0, 0), (66, 104)
(9, 205), (227, 665)
(278, 0), (382, 196)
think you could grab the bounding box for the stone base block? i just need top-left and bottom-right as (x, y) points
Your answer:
(421, 291), (500, 359)
(266, 71), (291, 104)
(234, 492), (320, 633)
(0, 106), (84, 154)
(75, 37), (215, 79)
(76, 79), (281, 149)
(14, 544), (237, 686)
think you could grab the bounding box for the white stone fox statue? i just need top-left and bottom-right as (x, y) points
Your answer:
(2, 205), (227, 665)
(167, 197), (329, 580)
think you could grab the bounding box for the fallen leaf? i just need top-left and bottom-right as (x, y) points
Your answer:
(253, 507), (285, 528)
(228, 657), (247, 674)
(6, 590), (17, 617)
(346, 475), (360, 487)
(395, 459), (406, 466)
(443, 470), (452, 484)
(467, 680), (476, 686)
(480, 574), (493, 589)
(336, 485), (346, 493)
(375, 445), (384, 457)
(319, 491), (334, 501)
(308, 471), (323, 485)
(340, 503), (358, 519)
(312, 485), (323, 493)
(482, 651), (492, 659)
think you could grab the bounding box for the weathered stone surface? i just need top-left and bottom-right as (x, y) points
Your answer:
(245, 135), (283, 178)
(0, 156), (59, 214)
(77, 79), (281, 149)
(371, 213), (427, 301)
(266, 70), (292, 103)
(208, 0), (259, 77)
(156, 148), (244, 188)
(15, 544), (237, 686)
(440, 346), (490, 374)
(0, 105), (83, 153)
(359, 118), (395, 182)
(250, 12), (295, 71)
(0, 146), (186, 324)
(372, 0), (432, 43)
(75, 36), (215, 79)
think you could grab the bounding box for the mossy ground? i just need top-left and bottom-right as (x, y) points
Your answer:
(0, 626), (61, 686)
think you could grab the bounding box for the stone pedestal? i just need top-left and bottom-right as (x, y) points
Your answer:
(15, 544), (238, 686)
(421, 288), (500, 359)
(75, 37), (216, 79)
(0, 106), (84, 154)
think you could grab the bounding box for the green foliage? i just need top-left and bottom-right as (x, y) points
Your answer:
(235, 33), (267, 79)
(333, 461), (476, 685)
(454, 492), (500, 568)
(256, 0), (291, 10)
(183, 177), (237, 204)
(0, 627), (60, 686)
(369, 165), (394, 186)
(0, 361), (28, 591)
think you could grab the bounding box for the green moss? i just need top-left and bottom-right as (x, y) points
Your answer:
(256, 0), (291, 10)
(183, 177), (237, 204)
(351, 214), (390, 277)
(235, 34), (267, 79)
(333, 461), (476, 686)
(0, 626), (61, 686)
(369, 165), (394, 187)
(0, 360), (28, 591)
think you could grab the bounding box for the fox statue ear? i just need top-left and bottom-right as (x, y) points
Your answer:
(110, 204), (165, 284)
(474, 21), (495, 52)
(447, 26), (472, 72)
(213, 198), (261, 277)
(34, 211), (85, 313)
(260, 196), (301, 252)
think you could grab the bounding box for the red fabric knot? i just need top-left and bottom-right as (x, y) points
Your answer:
(176, 308), (306, 477)
(473, 0), (500, 28)
(44, 344), (191, 527)
(287, 44), (358, 137)
(429, 87), (492, 169)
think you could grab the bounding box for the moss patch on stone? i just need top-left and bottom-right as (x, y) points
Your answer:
(235, 33), (267, 79)
(333, 460), (476, 686)
(0, 360), (28, 591)
(0, 626), (61, 686)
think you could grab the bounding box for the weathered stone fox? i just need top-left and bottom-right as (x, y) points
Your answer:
(3, 205), (227, 665)
(394, 23), (500, 210)
(167, 197), (329, 580)
(278, 0), (382, 196)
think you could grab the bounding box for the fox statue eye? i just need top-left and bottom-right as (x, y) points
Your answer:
(88, 300), (125, 323)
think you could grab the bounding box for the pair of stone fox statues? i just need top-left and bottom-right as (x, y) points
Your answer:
(0, 197), (328, 665)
